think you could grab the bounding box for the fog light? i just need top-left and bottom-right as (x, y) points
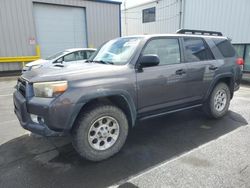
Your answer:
(30, 114), (45, 124)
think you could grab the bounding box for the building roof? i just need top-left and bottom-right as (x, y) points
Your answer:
(122, 0), (156, 10)
(92, 0), (122, 5)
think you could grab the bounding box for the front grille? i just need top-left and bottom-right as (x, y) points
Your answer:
(17, 77), (27, 97)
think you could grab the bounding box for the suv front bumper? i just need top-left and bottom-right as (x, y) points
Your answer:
(13, 91), (66, 136)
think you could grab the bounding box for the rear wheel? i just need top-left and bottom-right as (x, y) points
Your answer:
(72, 104), (128, 161)
(203, 82), (231, 119)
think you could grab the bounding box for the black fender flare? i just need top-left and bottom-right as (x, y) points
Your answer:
(67, 89), (137, 130)
(204, 73), (234, 101)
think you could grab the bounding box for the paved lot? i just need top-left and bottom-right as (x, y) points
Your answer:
(114, 126), (250, 188)
(0, 77), (249, 188)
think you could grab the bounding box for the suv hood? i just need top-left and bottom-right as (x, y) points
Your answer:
(21, 63), (127, 83)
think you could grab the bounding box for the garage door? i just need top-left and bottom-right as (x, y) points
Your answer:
(34, 3), (87, 58)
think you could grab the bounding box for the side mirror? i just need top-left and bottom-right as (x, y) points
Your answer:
(140, 54), (160, 68)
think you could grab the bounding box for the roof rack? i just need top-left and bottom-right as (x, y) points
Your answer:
(176, 29), (223, 36)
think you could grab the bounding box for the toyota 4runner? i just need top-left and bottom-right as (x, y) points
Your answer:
(13, 29), (243, 161)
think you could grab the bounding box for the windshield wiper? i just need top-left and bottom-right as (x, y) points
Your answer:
(53, 64), (64, 67)
(85, 60), (93, 63)
(86, 60), (114, 65)
(96, 60), (114, 65)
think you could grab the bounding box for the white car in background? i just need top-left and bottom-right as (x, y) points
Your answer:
(22, 48), (96, 73)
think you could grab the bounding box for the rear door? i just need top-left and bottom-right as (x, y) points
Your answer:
(182, 37), (217, 101)
(136, 37), (189, 115)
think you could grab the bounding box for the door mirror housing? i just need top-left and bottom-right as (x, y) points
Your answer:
(140, 54), (160, 67)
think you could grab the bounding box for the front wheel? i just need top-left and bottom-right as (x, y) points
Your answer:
(72, 104), (128, 161)
(203, 82), (231, 119)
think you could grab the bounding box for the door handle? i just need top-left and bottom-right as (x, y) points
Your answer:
(175, 69), (186, 75)
(209, 65), (218, 70)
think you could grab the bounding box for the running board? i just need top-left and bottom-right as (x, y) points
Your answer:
(139, 104), (202, 121)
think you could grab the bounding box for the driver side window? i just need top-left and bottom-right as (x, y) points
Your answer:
(55, 57), (63, 63)
(64, 52), (77, 62)
(142, 38), (181, 65)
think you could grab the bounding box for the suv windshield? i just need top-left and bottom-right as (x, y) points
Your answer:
(92, 37), (142, 65)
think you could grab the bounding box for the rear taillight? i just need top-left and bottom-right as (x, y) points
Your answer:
(236, 58), (244, 65)
(236, 58), (244, 70)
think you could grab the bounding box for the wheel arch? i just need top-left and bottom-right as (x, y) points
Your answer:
(69, 92), (137, 132)
(205, 73), (234, 101)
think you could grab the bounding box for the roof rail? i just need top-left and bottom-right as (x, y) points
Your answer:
(176, 29), (223, 36)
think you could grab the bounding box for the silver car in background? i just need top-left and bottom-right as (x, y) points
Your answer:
(22, 48), (96, 73)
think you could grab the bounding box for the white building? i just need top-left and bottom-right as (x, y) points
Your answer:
(121, 0), (250, 72)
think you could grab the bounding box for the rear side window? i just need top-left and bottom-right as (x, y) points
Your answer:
(183, 38), (214, 62)
(85, 51), (95, 59)
(79, 51), (94, 59)
(142, 38), (181, 65)
(213, 38), (236, 57)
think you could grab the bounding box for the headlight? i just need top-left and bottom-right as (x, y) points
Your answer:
(33, 81), (68, 98)
(31, 64), (42, 70)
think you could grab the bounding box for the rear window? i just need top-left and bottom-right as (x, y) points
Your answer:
(213, 38), (236, 57)
(183, 38), (214, 62)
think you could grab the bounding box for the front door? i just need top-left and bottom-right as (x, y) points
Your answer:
(136, 37), (189, 115)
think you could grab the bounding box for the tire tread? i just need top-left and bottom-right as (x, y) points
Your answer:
(72, 103), (128, 161)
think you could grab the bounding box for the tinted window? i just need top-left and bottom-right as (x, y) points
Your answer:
(64, 52), (76, 62)
(142, 7), (155, 23)
(142, 38), (181, 65)
(79, 51), (87, 59)
(75, 52), (83, 60)
(213, 38), (236, 57)
(79, 51), (95, 59)
(183, 38), (214, 62)
(86, 51), (95, 59)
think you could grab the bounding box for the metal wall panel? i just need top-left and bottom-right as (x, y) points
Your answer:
(183, 0), (250, 43)
(0, 0), (37, 57)
(33, 3), (87, 57)
(0, 63), (22, 72)
(0, 0), (120, 71)
(122, 0), (180, 36)
(33, 0), (120, 48)
(122, 0), (250, 43)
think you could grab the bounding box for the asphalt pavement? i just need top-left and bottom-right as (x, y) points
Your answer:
(0, 77), (249, 188)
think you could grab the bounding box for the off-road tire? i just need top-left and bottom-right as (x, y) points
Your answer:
(203, 82), (231, 119)
(72, 104), (128, 161)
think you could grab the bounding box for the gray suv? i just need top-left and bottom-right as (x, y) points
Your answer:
(13, 29), (243, 161)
